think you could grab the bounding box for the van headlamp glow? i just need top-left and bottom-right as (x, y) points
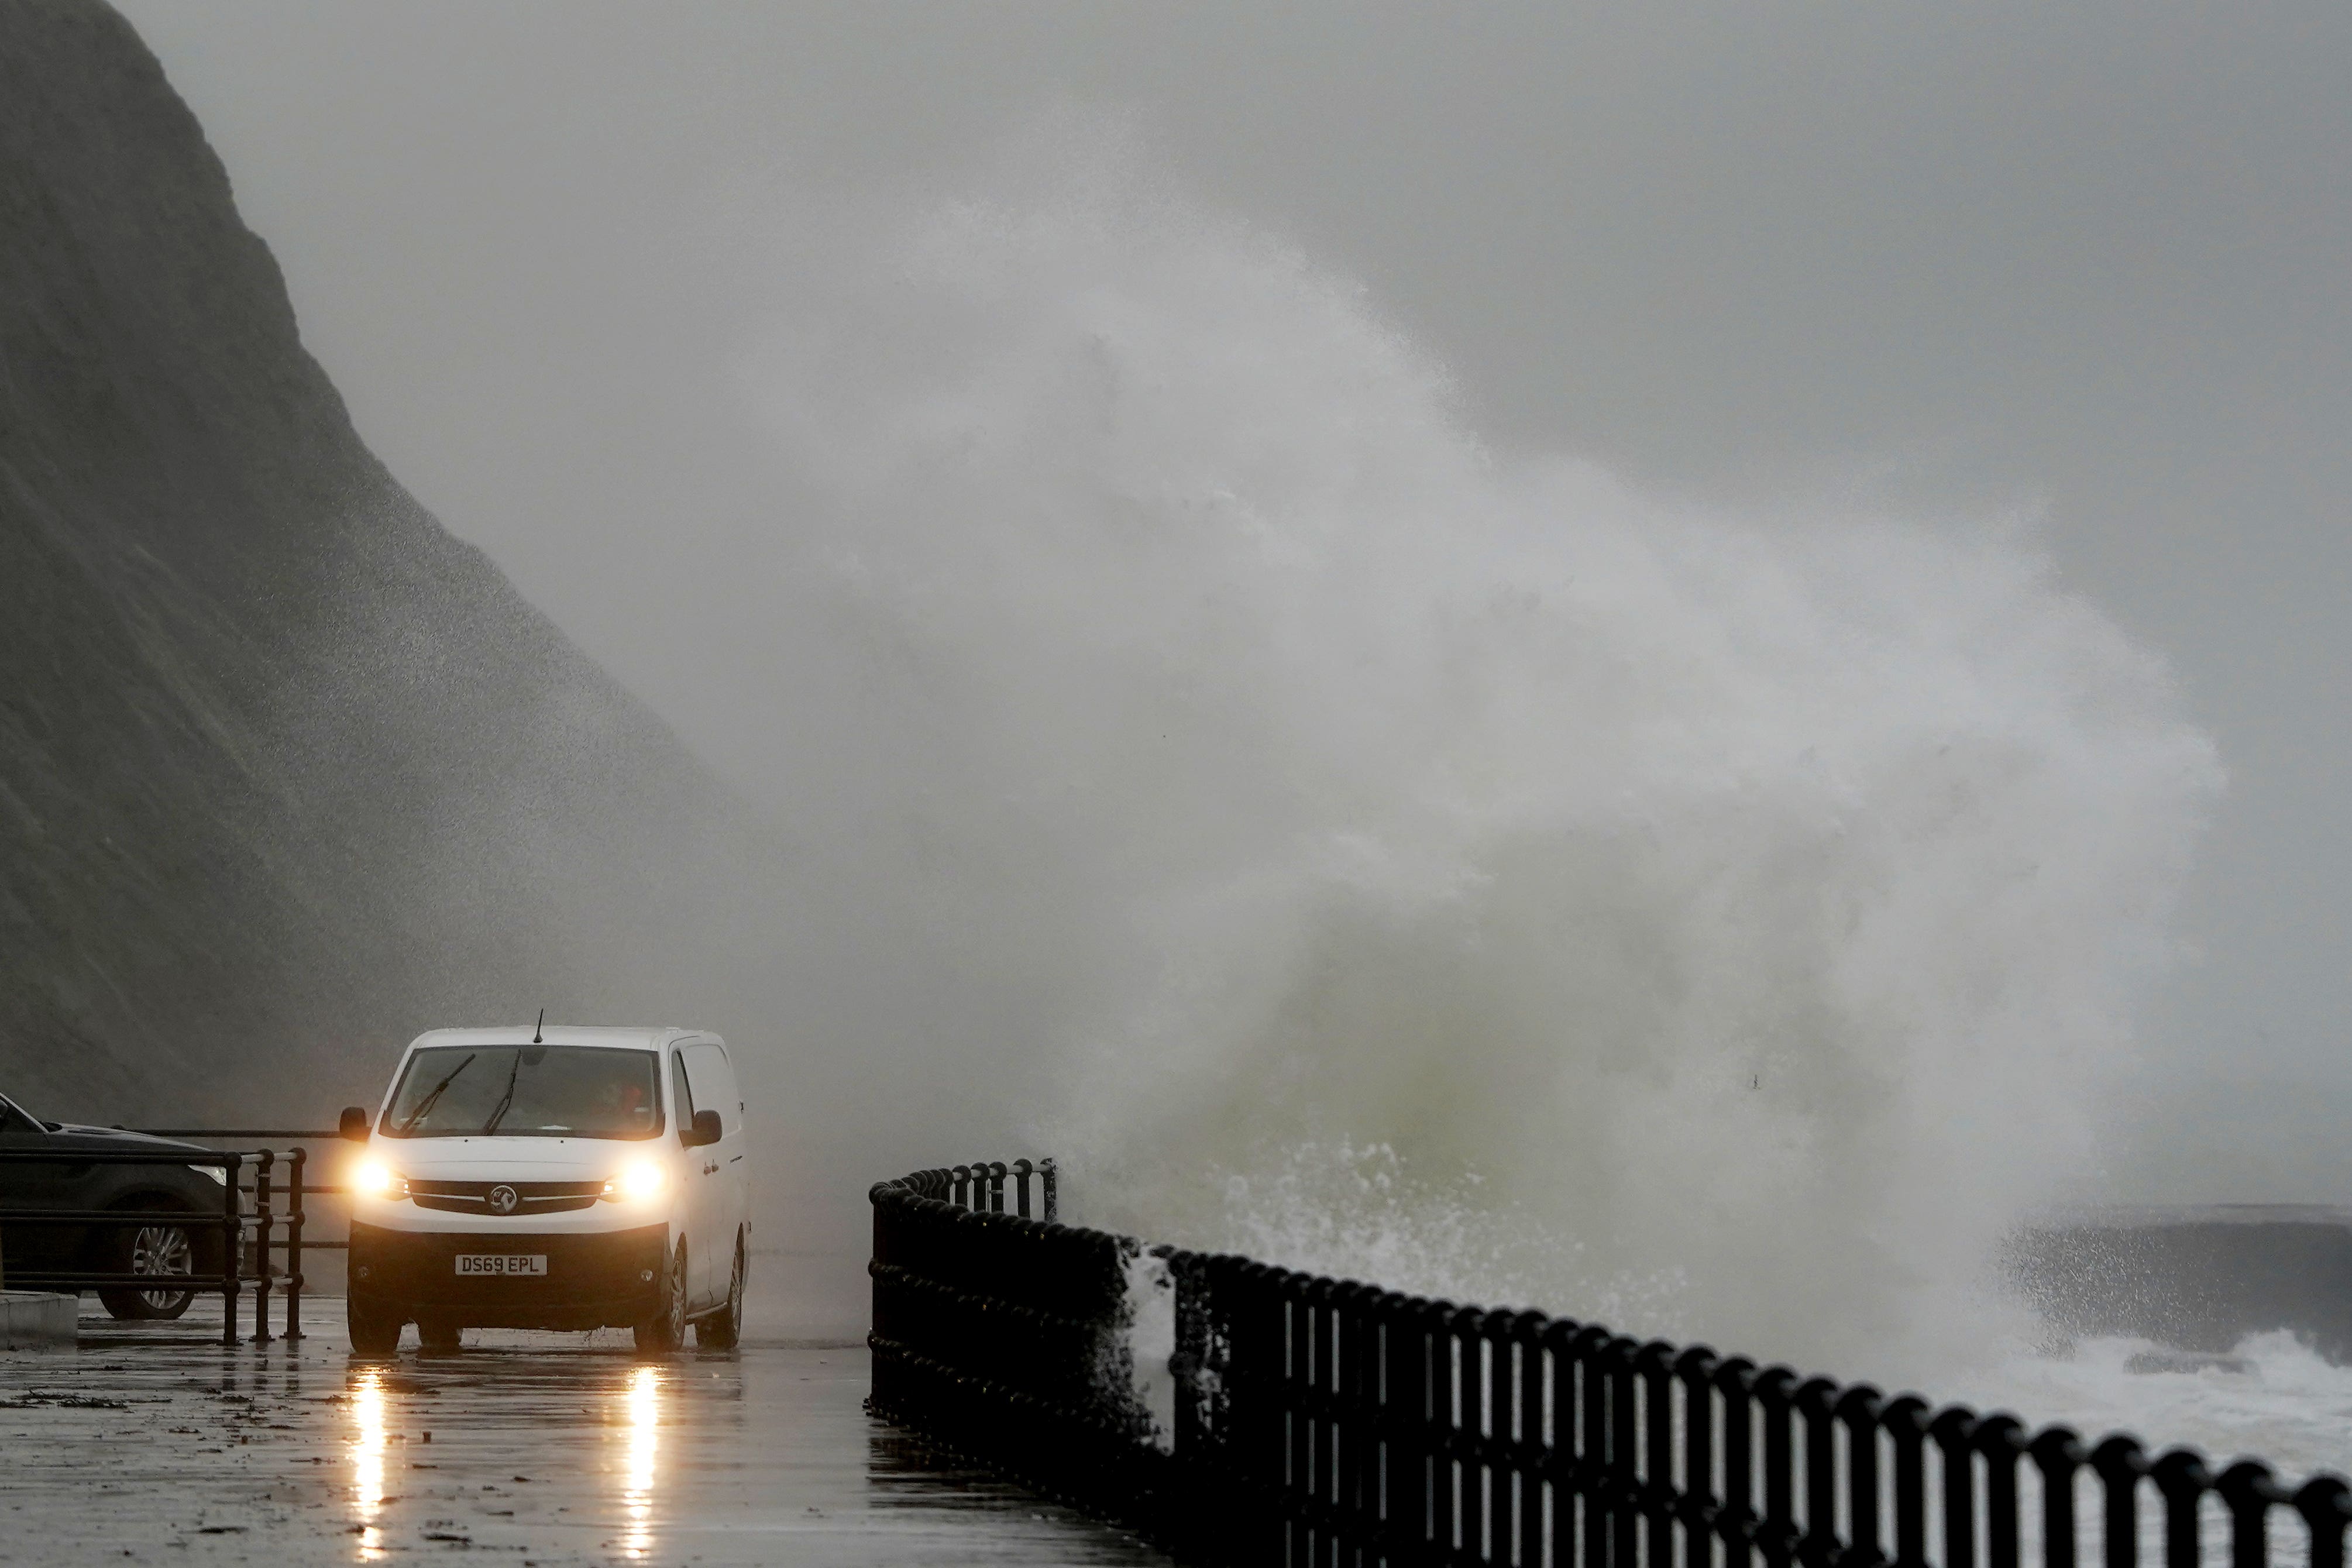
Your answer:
(352, 1160), (409, 1199)
(602, 1161), (665, 1201)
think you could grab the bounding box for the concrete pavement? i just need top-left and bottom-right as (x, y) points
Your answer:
(0, 1298), (1170, 1566)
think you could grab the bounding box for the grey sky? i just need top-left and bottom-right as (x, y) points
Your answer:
(112, 1), (2352, 1197)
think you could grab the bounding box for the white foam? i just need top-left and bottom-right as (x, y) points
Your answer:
(1959, 1332), (2352, 1480)
(728, 129), (2220, 1405)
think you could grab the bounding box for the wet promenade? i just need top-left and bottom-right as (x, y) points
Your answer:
(0, 1299), (1170, 1566)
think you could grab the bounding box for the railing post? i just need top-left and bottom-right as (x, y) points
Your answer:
(1609, 1337), (1642, 1568)
(2031, 1428), (2088, 1568)
(2151, 1449), (2210, 1568)
(2293, 1476), (2351, 1568)
(1646, 1344), (1682, 1568)
(1931, 1408), (1979, 1568)
(1756, 1368), (1799, 1568)
(2090, 1437), (2147, 1568)
(1884, 1395), (1931, 1568)
(1013, 1158), (1033, 1219)
(251, 1150), (273, 1344)
(285, 1146), (306, 1341)
(1528, 1316), (1562, 1568)
(1455, 1305), (1488, 1563)
(988, 1161), (1007, 1213)
(1334, 1284), (1371, 1564)
(1840, 1387), (1886, 1568)
(1288, 1278), (1319, 1566)
(1978, 1415), (2027, 1568)
(1429, 1300), (1461, 1556)
(1581, 1328), (1618, 1568)
(1797, 1378), (1838, 1568)
(1236, 1261), (1290, 1564)
(220, 1152), (242, 1347)
(1717, 1358), (1759, 1568)
(1680, 1346), (1721, 1568)
(1543, 1321), (1587, 1568)
(1396, 1297), (1440, 1560)
(2217, 1462), (2283, 1568)
(1041, 1158), (1058, 1223)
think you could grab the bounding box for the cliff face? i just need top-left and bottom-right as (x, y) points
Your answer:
(0, 0), (754, 1119)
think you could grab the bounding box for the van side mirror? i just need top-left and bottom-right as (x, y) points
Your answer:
(684, 1109), (721, 1149)
(339, 1106), (372, 1141)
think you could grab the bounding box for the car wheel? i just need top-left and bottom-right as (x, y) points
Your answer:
(98, 1215), (198, 1320)
(634, 1239), (688, 1353)
(417, 1316), (463, 1353)
(693, 1232), (745, 1350)
(348, 1294), (404, 1356)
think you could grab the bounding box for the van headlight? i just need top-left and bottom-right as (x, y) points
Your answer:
(189, 1164), (228, 1187)
(601, 1162), (665, 1201)
(352, 1160), (410, 1199)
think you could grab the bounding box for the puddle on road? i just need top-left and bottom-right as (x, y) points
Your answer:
(0, 1308), (1166, 1566)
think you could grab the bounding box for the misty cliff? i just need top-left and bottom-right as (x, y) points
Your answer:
(0, 0), (759, 1120)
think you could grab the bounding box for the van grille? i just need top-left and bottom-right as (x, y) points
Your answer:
(409, 1180), (603, 1216)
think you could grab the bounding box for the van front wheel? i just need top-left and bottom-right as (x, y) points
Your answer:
(349, 1294), (403, 1356)
(634, 1239), (687, 1353)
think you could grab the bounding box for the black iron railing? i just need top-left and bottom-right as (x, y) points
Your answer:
(0, 1130), (346, 1345)
(132, 1129), (350, 1343)
(0, 1148), (251, 1345)
(869, 1161), (2352, 1568)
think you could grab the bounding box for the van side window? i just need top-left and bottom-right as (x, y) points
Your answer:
(680, 1044), (735, 1137)
(670, 1053), (697, 1142)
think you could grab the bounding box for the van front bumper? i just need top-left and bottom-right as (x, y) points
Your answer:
(348, 1221), (670, 1330)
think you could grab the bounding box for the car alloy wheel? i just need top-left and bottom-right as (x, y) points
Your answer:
(131, 1225), (195, 1309)
(101, 1222), (198, 1319)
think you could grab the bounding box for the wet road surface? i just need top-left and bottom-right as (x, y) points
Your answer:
(0, 1299), (1170, 1566)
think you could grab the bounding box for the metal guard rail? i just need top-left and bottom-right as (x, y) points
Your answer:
(869, 1160), (2352, 1568)
(0, 1136), (340, 1346)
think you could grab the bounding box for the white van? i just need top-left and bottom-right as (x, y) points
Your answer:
(340, 1025), (748, 1354)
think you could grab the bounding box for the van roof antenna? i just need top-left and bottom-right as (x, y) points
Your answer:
(533, 1008), (544, 1045)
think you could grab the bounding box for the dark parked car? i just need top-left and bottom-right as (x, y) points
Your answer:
(0, 1090), (227, 1318)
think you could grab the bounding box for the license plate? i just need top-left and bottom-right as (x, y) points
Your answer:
(455, 1254), (547, 1277)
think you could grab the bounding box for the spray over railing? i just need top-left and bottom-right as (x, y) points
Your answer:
(869, 1161), (2352, 1568)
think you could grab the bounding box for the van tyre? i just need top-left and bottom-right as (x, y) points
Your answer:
(694, 1232), (745, 1350)
(634, 1239), (688, 1353)
(97, 1201), (201, 1320)
(348, 1294), (403, 1356)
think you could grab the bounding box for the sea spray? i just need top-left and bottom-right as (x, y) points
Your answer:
(734, 133), (2220, 1386)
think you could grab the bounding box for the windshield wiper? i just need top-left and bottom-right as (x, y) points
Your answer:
(480, 1051), (524, 1136)
(396, 1053), (477, 1134)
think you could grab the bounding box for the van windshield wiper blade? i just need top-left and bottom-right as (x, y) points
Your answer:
(396, 1053), (477, 1134)
(480, 1051), (524, 1136)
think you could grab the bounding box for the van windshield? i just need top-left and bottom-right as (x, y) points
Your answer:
(380, 1046), (663, 1140)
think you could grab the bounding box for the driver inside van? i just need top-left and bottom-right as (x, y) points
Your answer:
(592, 1078), (653, 1133)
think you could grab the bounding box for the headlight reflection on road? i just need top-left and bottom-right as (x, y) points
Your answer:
(348, 1366), (387, 1561)
(617, 1364), (662, 1558)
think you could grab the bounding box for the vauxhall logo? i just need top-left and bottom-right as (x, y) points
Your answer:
(487, 1184), (520, 1216)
